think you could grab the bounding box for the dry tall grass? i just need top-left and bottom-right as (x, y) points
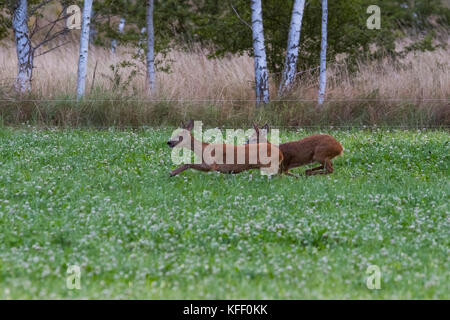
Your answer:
(0, 38), (449, 127)
(0, 38), (449, 101)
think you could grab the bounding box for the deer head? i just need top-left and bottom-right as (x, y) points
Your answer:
(245, 123), (269, 144)
(167, 120), (194, 148)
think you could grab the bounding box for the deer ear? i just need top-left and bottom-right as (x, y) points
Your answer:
(262, 123), (269, 131)
(185, 120), (194, 131)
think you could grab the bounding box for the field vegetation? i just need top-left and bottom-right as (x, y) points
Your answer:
(0, 1), (448, 300)
(0, 41), (448, 127)
(0, 128), (448, 299)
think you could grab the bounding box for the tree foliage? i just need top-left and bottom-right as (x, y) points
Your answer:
(0, 0), (448, 76)
(90, 0), (191, 53)
(192, 0), (450, 74)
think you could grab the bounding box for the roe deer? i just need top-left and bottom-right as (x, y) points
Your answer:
(167, 121), (284, 177)
(246, 124), (343, 176)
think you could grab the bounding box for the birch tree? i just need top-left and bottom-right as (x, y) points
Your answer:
(250, 0), (269, 106)
(76, 0), (93, 100)
(10, 0), (70, 93)
(278, 0), (306, 96)
(146, 0), (155, 93)
(318, 0), (328, 106)
(12, 0), (33, 93)
(111, 17), (125, 53)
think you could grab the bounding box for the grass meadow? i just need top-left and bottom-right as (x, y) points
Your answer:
(0, 11), (449, 299)
(0, 127), (448, 299)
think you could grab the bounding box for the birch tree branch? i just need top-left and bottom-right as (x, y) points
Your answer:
(230, 1), (252, 30)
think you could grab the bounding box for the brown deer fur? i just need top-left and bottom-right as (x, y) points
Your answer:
(248, 124), (344, 176)
(167, 121), (284, 177)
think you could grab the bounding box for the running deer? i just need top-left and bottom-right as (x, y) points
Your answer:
(167, 121), (284, 177)
(246, 124), (344, 176)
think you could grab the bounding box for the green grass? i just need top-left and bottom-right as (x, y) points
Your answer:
(0, 127), (448, 299)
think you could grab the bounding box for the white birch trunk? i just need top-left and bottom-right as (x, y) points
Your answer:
(76, 0), (93, 101)
(111, 17), (125, 54)
(251, 0), (269, 106)
(278, 0), (306, 96)
(12, 0), (33, 93)
(318, 0), (328, 106)
(146, 0), (155, 93)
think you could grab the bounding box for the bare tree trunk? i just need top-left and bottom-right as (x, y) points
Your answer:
(76, 0), (93, 101)
(278, 0), (306, 96)
(318, 0), (328, 106)
(146, 0), (155, 94)
(111, 17), (125, 54)
(251, 0), (269, 106)
(12, 0), (33, 93)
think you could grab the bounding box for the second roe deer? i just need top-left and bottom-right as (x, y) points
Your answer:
(246, 124), (344, 176)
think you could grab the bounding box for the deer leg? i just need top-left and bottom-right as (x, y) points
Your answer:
(325, 159), (334, 174)
(170, 163), (212, 177)
(284, 170), (300, 178)
(306, 159), (334, 175)
(305, 165), (324, 176)
(170, 164), (188, 176)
